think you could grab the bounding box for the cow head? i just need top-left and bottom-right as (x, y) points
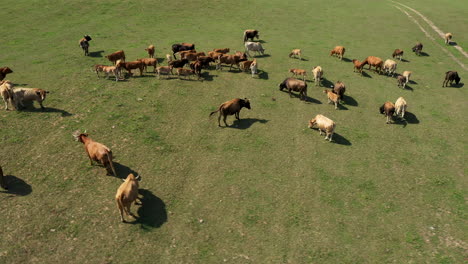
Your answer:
(308, 118), (317, 129)
(72, 130), (88, 142)
(1, 67), (13, 74)
(455, 75), (461, 84)
(126, 173), (141, 182)
(279, 79), (287, 90)
(84, 35), (92, 41)
(242, 98), (251, 109)
(35, 90), (49, 101)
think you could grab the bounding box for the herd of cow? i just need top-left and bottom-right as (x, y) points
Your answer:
(0, 29), (463, 222)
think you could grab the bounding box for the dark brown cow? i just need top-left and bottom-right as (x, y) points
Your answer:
(412, 42), (423, 56)
(0, 67), (13, 81)
(243, 29), (259, 42)
(279, 78), (308, 100)
(171, 43), (195, 59)
(392, 49), (404, 61)
(442, 71), (461, 87)
(210, 98), (251, 127)
(333, 81), (346, 102)
(169, 59), (189, 68)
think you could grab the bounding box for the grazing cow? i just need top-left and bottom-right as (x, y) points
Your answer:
(0, 67), (13, 81)
(183, 52), (206, 61)
(445, 33), (452, 45)
(412, 42), (423, 55)
(323, 89), (339, 109)
(105, 50), (126, 65)
(137, 58), (158, 73)
(166, 54), (173, 64)
(403, 71), (412, 84)
(330, 46), (345, 60)
(210, 98), (251, 127)
(244, 42), (265, 57)
(395, 97), (407, 118)
(289, 68), (307, 81)
(250, 59), (258, 78)
(169, 59), (189, 69)
(352, 59), (365, 75)
(208, 51), (224, 60)
(392, 49), (404, 61)
(397, 75), (407, 89)
(0, 165), (7, 190)
(383, 59), (397, 77)
(213, 48), (230, 54)
(79, 35), (92, 56)
(156, 66), (173, 79)
(94, 61), (123, 81)
(308, 114), (336, 142)
(72, 131), (117, 177)
(380, 102), (396, 124)
(115, 173), (141, 222)
(333, 81), (346, 102)
(279, 78), (308, 100)
(145, 44), (155, 58)
(442, 71), (461, 87)
(363, 56), (383, 74)
(171, 43), (195, 59)
(177, 68), (196, 79)
(243, 29), (259, 42)
(120, 61), (145, 76)
(196, 56), (215, 68)
(289, 49), (302, 60)
(312, 66), (323, 86)
(217, 54), (246, 71)
(0, 80), (15, 110)
(12, 87), (49, 110)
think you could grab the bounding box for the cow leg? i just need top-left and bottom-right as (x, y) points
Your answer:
(118, 202), (126, 222)
(334, 102), (337, 110)
(329, 133), (333, 142)
(39, 101), (45, 110)
(319, 129), (323, 135)
(223, 115), (228, 126)
(217, 113), (222, 127)
(3, 100), (8, 110)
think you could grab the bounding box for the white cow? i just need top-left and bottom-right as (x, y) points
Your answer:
(244, 42), (265, 57)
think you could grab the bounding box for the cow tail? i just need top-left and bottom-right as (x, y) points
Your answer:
(107, 152), (118, 178)
(210, 106), (221, 117)
(243, 31), (247, 42)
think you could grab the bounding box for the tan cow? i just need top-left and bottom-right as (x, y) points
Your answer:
(308, 114), (336, 142)
(115, 173), (140, 222)
(0, 80), (15, 110)
(145, 45), (155, 58)
(289, 49), (302, 60)
(312, 66), (323, 86)
(330, 46), (345, 60)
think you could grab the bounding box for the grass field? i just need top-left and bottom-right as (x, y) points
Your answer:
(0, 0), (467, 263)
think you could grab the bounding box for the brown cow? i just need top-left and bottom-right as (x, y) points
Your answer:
(333, 81), (346, 102)
(330, 46), (345, 60)
(0, 67), (13, 81)
(145, 45), (155, 58)
(279, 78), (308, 100)
(352, 59), (365, 75)
(210, 98), (251, 127)
(115, 173), (140, 222)
(289, 68), (307, 81)
(216, 54), (246, 71)
(137, 58), (158, 73)
(182, 52), (206, 61)
(380, 102), (396, 124)
(94, 61), (123, 81)
(177, 68), (196, 80)
(72, 131), (117, 176)
(156, 66), (173, 79)
(213, 48), (230, 54)
(105, 50), (126, 65)
(243, 29), (259, 42)
(445, 33), (452, 45)
(362, 56), (383, 74)
(120, 61), (145, 76)
(324, 89), (339, 109)
(392, 49), (404, 61)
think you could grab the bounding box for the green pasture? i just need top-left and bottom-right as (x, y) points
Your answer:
(0, 0), (466, 263)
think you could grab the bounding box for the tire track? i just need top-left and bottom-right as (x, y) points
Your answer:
(391, 2), (467, 71)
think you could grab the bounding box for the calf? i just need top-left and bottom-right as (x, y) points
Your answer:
(403, 71), (412, 84)
(289, 68), (306, 81)
(115, 173), (140, 222)
(289, 49), (302, 60)
(333, 81), (346, 102)
(137, 58), (158, 73)
(330, 46), (345, 60)
(73, 131), (117, 176)
(395, 97), (407, 118)
(250, 59), (258, 78)
(442, 71), (461, 87)
(79, 35), (92, 56)
(94, 61), (122, 81)
(445, 33), (452, 45)
(210, 98), (251, 127)
(352, 59), (365, 75)
(308, 114), (336, 142)
(243, 29), (259, 42)
(156, 66), (173, 79)
(0, 67), (13, 81)
(324, 89), (339, 109)
(145, 44), (155, 58)
(166, 54), (173, 64)
(312, 66), (323, 86)
(12, 87), (49, 110)
(392, 49), (404, 61)
(244, 42), (265, 57)
(279, 78), (307, 100)
(105, 50), (126, 65)
(213, 48), (230, 54)
(397, 75), (407, 89)
(0, 80), (15, 110)
(380, 102), (396, 124)
(412, 42), (423, 55)
(177, 68), (196, 80)
(169, 59), (189, 69)
(0, 165), (6, 190)
(120, 61), (145, 76)
(383, 59), (397, 77)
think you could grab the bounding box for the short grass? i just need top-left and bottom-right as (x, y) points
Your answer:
(0, 0), (466, 263)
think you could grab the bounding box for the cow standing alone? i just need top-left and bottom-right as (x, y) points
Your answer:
(115, 173), (140, 222)
(210, 98), (251, 127)
(79, 35), (92, 56)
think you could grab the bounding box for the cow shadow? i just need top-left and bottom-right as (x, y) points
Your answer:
(342, 58), (352, 62)
(400, 58), (410, 62)
(132, 189), (167, 229)
(333, 133), (352, 145)
(257, 70), (269, 80)
(320, 78), (334, 88)
(409, 80), (418, 84)
(18, 104), (72, 117)
(418, 52), (429, 56)
(343, 95), (358, 106)
(403, 84), (414, 91)
(251, 54), (270, 58)
(200, 72), (216, 81)
(12, 83), (28, 86)
(449, 41), (457, 46)
(444, 83), (464, 88)
(114, 162), (139, 180)
(361, 71), (372, 78)
(257, 40), (267, 43)
(0, 175), (32, 196)
(404, 111), (420, 124)
(280, 90), (321, 104)
(228, 118), (269, 129)
(88, 50), (104, 57)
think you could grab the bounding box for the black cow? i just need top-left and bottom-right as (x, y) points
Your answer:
(171, 43), (195, 59)
(442, 71), (461, 87)
(412, 42), (423, 56)
(0, 166), (7, 190)
(169, 59), (189, 68)
(243, 29), (259, 42)
(79, 35), (92, 56)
